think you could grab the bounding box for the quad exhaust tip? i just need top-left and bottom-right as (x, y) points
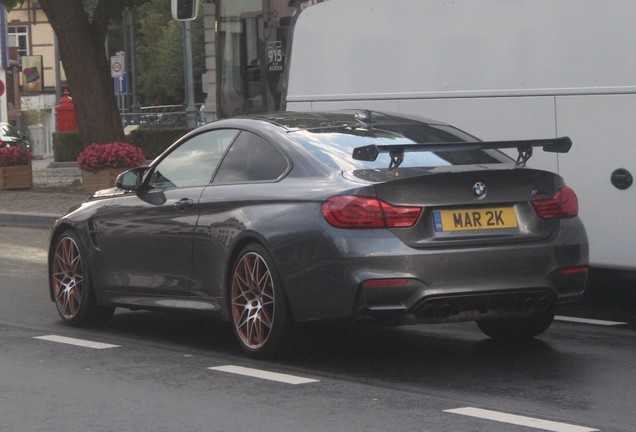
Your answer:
(412, 293), (554, 321)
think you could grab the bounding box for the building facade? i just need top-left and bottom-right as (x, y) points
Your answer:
(6, 0), (62, 106)
(2, 0), (62, 154)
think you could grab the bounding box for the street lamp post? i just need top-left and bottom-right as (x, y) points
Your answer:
(129, 8), (140, 117)
(183, 20), (197, 128)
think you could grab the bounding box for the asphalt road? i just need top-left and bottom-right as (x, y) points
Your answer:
(1, 227), (635, 432)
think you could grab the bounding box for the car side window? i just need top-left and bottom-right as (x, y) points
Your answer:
(149, 129), (239, 190)
(213, 131), (289, 184)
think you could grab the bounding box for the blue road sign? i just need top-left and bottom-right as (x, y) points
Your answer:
(114, 73), (127, 95)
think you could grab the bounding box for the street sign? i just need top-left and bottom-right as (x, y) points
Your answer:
(114, 73), (127, 95)
(110, 55), (124, 78)
(0, 80), (4, 97)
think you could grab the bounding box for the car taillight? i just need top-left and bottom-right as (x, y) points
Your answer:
(322, 196), (422, 228)
(559, 266), (588, 276)
(532, 186), (579, 219)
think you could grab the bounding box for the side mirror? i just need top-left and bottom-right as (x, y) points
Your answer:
(116, 167), (148, 191)
(171, 0), (199, 20)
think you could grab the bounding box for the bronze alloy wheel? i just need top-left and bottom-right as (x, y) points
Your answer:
(52, 235), (84, 320)
(231, 251), (276, 351)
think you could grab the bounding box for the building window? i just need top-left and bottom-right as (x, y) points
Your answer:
(8, 26), (29, 56)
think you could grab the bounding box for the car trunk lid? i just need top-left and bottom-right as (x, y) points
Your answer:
(351, 164), (564, 247)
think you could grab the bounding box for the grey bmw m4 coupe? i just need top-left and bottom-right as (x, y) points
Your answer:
(48, 110), (589, 357)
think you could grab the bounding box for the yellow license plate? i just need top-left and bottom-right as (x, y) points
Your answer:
(433, 207), (518, 232)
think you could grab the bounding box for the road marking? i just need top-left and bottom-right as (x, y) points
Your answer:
(556, 315), (627, 326)
(34, 335), (121, 349)
(444, 407), (599, 432)
(0, 245), (47, 263)
(208, 365), (318, 385)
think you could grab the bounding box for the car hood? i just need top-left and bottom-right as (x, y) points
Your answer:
(92, 187), (127, 198)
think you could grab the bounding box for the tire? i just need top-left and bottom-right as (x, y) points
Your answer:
(476, 308), (556, 340)
(50, 230), (115, 326)
(229, 244), (290, 358)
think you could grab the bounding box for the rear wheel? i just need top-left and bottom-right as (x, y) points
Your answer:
(476, 308), (556, 340)
(229, 244), (290, 358)
(50, 230), (114, 325)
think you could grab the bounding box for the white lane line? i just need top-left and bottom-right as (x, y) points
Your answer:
(209, 365), (318, 385)
(444, 407), (599, 432)
(0, 245), (47, 263)
(555, 315), (627, 326)
(34, 335), (121, 349)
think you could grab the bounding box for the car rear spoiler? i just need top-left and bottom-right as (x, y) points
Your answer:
(352, 136), (572, 169)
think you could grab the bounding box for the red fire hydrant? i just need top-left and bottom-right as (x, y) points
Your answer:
(55, 90), (78, 132)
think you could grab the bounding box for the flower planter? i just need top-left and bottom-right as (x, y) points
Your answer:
(81, 168), (121, 193)
(0, 164), (33, 190)
(77, 142), (145, 194)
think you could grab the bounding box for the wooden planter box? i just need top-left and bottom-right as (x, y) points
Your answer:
(81, 168), (121, 193)
(0, 164), (33, 190)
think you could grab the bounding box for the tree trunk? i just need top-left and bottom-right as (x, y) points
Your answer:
(40, 0), (126, 146)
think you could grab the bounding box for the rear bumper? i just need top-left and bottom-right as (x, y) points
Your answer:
(357, 266), (588, 324)
(278, 218), (588, 323)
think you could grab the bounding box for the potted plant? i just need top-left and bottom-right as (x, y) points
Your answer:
(77, 142), (145, 193)
(0, 146), (33, 190)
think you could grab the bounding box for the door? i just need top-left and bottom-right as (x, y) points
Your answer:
(91, 129), (239, 296)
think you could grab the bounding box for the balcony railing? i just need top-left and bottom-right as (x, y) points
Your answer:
(121, 104), (206, 129)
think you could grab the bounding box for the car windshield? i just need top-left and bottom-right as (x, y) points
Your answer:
(290, 123), (506, 171)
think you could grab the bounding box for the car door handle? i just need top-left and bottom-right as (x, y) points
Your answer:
(174, 198), (194, 211)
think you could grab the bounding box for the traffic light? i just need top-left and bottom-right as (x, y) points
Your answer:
(171, 0), (199, 21)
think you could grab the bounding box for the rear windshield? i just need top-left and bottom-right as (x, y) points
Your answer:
(290, 123), (508, 171)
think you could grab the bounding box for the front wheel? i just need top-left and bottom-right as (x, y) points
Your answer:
(229, 244), (290, 358)
(476, 308), (556, 340)
(50, 230), (114, 326)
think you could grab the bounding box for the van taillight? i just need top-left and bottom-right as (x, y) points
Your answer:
(322, 196), (421, 228)
(532, 187), (579, 219)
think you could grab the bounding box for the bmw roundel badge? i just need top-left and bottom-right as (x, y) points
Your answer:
(473, 182), (486, 199)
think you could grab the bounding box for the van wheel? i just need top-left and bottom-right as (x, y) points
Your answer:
(229, 244), (290, 358)
(476, 308), (556, 340)
(50, 230), (114, 325)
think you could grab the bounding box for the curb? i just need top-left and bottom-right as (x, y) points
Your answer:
(46, 161), (79, 169)
(0, 212), (60, 229)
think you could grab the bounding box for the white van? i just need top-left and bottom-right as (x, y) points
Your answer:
(285, 0), (636, 271)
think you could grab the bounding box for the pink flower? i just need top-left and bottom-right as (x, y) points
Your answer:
(77, 142), (145, 173)
(0, 147), (32, 167)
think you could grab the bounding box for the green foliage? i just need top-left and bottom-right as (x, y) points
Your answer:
(134, 0), (206, 105)
(52, 132), (83, 162)
(51, 126), (187, 163)
(105, 0), (206, 106)
(0, 0), (23, 11)
(21, 109), (48, 126)
(126, 127), (193, 159)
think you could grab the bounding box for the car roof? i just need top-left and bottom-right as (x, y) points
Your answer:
(239, 110), (449, 132)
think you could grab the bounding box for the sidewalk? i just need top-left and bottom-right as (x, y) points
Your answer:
(0, 157), (87, 228)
